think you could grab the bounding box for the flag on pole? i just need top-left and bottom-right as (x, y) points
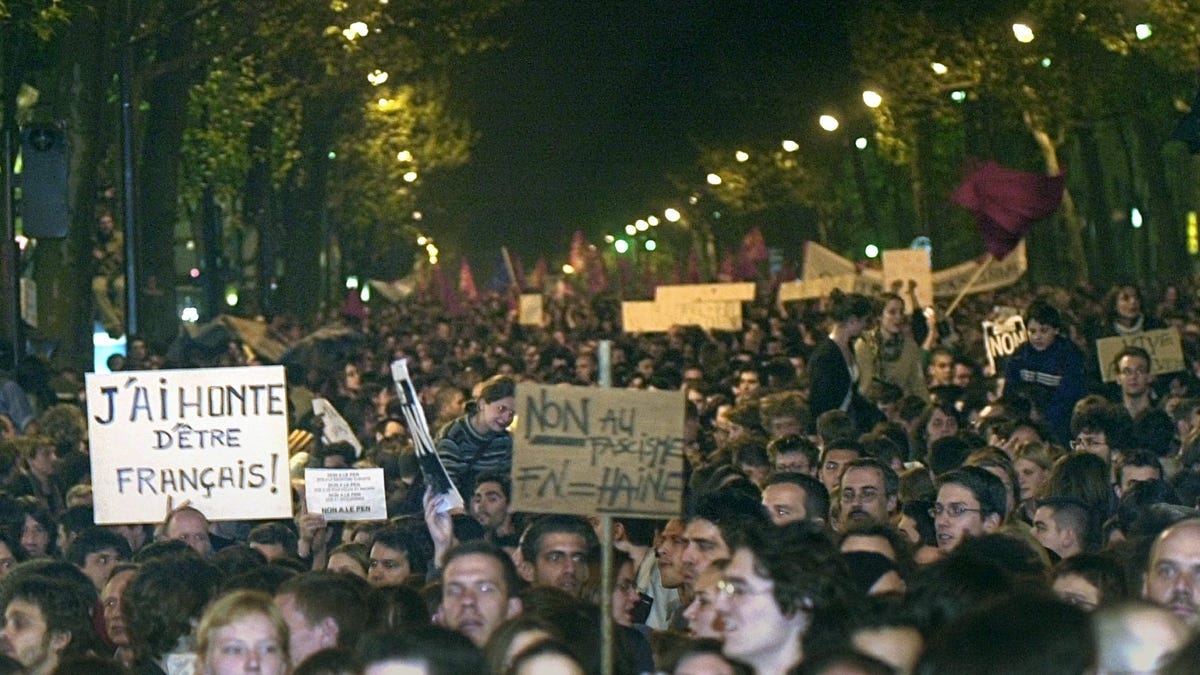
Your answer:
(950, 160), (1066, 259)
(459, 257), (478, 301)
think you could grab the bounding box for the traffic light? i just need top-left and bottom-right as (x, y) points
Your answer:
(20, 124), (70, 239)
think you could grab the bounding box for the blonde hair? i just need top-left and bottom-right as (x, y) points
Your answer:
(195, 590), (289, 669)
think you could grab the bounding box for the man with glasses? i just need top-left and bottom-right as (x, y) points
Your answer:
(1069, 403), (1130, 466)
(1114, 347), (1156, 419)
(838, 458), (899, 531)
(714, 524), (854, 673)
(768, 435), (820, 477)
(932, 466), (1006, 553)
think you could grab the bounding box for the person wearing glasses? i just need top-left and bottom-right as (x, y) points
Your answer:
(932, 466), (1007, 553)
(838, 458), (899, 531)
(714, 524), (855, 674)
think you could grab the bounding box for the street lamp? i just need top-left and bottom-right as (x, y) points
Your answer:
(1012, 23), (1035, 43)
(819, 115), (840, 132)
(706, 172), (723, 186)
(862, 90), (882, 109)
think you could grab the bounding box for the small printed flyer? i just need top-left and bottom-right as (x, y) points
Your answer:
(304, 468), (388, 521)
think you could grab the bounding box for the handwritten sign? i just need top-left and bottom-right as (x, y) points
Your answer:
(621, 300), (742, 332)
(655, 283), (755, 303)
(982, 315), (1027, 377)
(519, 294), (544, 326)
(1096, 328), (1185, 382)
(511, 384), (685, 517)
(86, 366), (292, 524)
(304, 468), (387, 521)
(883, 249), (934, 309)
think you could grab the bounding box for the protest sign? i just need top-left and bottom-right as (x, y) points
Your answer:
(312, 398), (363, 457)
(621, 300), (742, 332)
(304, 468), (387, 521)
(982, 315), (1027, 377)
(86, 366), (292, 524)
(932, 241), (1028, 298)
(512, 384), (685, 517)
(519, 293), (544, 326)
(655, 282), (755, 303)
(883, 249), (934, 309)
(1095, 328), (1186, 382)
(804, 241), (859, 278)
(778, 275), (858, 302)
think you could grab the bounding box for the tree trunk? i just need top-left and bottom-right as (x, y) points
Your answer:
(243, 120), (274, 317)
(1027, 120), (1089, 285)
(137, 11), (199, 351)
(280, 97), (339, 321)
(1131, 114), (1187, 281)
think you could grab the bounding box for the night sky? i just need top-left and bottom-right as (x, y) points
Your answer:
(435, 1), (856, 265)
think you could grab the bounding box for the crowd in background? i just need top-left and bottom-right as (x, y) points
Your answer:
(0, 276), (1199, 673)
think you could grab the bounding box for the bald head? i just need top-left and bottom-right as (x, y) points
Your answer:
(1142, 519), (1200, 627)
(1093, 601), (1189, 674)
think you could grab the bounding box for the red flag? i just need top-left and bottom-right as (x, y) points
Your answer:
(434, 263), (463, 316)
(531, 257), (548, 291)
(569, 230), (588, 273)
(737, 226), (769, 279)
(585, 247), (608, 295)
(951, 160), (1066, 259)
(459, 257), (478, 301)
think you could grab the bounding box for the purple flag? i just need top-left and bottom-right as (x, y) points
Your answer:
(951, 160), (1066, 259)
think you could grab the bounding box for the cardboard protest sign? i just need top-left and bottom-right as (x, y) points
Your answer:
(883, 249), (934, 309)
(312, 398), (363, 457)
(512, 384), (685, 517)
(621, 300), (742, 332)
(655, 282), (755, 303)
(304, 468), (387, 521)
(804, 241), (859, 278)
(1096, 329), (1186, 382)
(982, 315), (1027, 377)
(518, 293), (544, 326)
(86, 366), (292, 524)
(778, 275), (858, 302)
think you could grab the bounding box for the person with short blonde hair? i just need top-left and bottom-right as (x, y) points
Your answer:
(196, 590), (289, 675)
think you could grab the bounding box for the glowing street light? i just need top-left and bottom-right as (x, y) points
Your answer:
(931, 62), (948, 75)
(614, 239), (630, 253)
(781, 139), (799, 152)
(855, 137), (868, 150)
(819, 114), (840, 132)
(644, 239), (657, 251)
(562, 264), (575, 274)
(862, 90), (882, 108)
(367, 69), (389, 85)
(625, 224), (637, 235)
(865, 244), (879, 258)
(1012, 23), (1035, 43)
(664, 208), (681, 222)
(403, 171), (418, 182)
(396, 150), (412, 162)
(1136, 23), (1152, 40)
(735, 150), (750, 162)
(706, 172), (723, 186)
(635, 219), (649, 232)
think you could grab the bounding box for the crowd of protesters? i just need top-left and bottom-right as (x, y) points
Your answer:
(2, 275), (1200, 673)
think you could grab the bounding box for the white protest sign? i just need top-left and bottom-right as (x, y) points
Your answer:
(982, 315), (1027, 377)
(86, 366), (292, 524)
(778, 274), (858, 301)
(621, 300), (742, 332)
(512, 384), (685, 517)
(1096, 328), (1186, 382)
(304, 468), (387, 521)
(883, 249), (934, 309)
(312, 398), (363, 457)
(655, 282), (755, 303)
(518, 294), (544, 326)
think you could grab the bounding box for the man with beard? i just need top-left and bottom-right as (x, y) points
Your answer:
(470, 471), (515, 541)
(838, 458), (898, 531)
(0, 574), (99, 675)
(1143, 518), (1200, 628)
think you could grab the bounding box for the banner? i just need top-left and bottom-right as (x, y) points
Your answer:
(778, 275), (858, 302)
(931, 241), (1028, 298)
(883, 249), (934, 309)
(621, 300), (742, 332)
(304, 468), (387, 521)
(86, 366), (292, 524)
(655, 282), (755, 303)
(982, 315), (1027, 377)
(1095, 328), (1186, 382)
(800, 241), (1027, 302)
(511, 384), (685, 517)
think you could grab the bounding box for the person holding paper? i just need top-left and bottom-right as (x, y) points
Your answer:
(435, 375), (516, 490)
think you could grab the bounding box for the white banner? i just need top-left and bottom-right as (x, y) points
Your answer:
(304, 468), (387, 521)
(86, 366), (293, 524)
